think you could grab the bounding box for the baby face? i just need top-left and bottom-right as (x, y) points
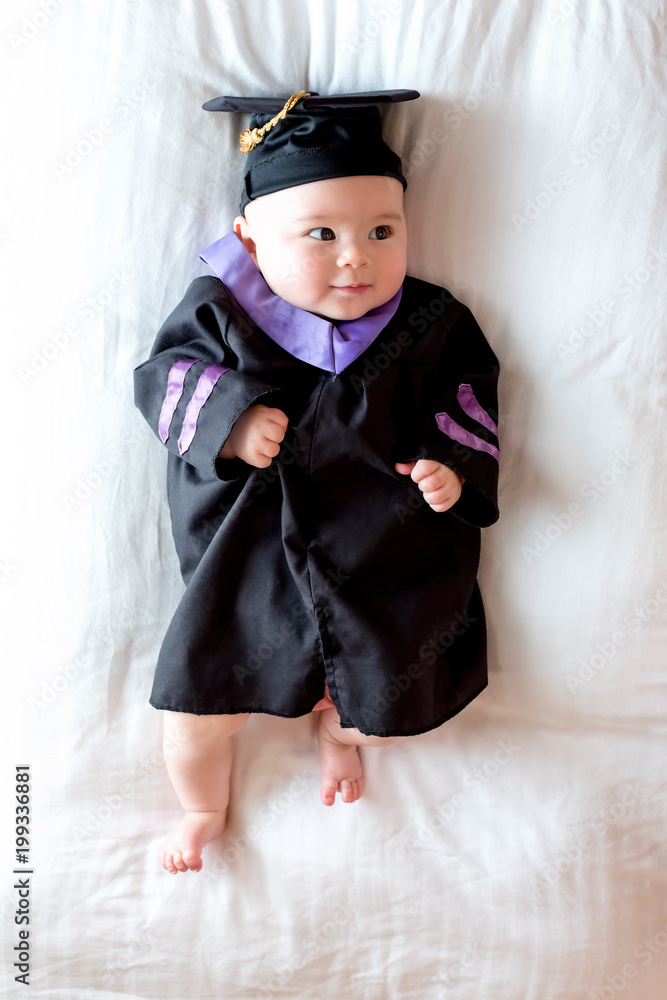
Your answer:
(234, 174), (408, 323)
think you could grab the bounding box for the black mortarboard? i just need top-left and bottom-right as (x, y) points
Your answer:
(202, 89), (420, 214)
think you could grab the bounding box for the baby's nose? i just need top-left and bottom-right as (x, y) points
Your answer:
(336, 240), (370, 268)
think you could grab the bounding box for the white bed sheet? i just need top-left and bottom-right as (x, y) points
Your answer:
(2, 1), (666, 997)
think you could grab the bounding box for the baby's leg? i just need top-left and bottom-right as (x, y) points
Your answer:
(316, 706), (405, 806)
(159, 710), (249, 874)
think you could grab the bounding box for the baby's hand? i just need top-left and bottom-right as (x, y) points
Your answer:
(218, 404), (289, 468)
(394, 459), (464, 513)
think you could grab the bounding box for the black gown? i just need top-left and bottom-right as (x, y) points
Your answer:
(133, 233), (500, 737)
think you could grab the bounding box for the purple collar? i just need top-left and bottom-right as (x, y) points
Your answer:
(199, 231), (403, 375)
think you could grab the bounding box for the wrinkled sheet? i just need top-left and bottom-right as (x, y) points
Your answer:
(2, 0), (666, 997)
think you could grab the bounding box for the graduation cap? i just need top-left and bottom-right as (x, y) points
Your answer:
(202, 89), (420, 214)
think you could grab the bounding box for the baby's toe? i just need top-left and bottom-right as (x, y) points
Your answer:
(341, 779), (355, 803)
(182, 847), (202, 872)
(343, 777), (364, 803)
(162, 852), (179, 875)
(321, 779), (339, 806)
(172, 850), (189, 873)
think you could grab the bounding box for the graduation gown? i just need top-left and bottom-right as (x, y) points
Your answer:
(133, 232), (500, 737)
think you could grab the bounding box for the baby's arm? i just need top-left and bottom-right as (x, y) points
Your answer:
(394, 459), (464, 513)
(218, 404), (289, 467)
(133, 277), (290, 482)
(392, 299), (499, 527)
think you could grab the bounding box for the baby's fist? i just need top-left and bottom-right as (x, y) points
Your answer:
(394, 459), (464, 513)
(218, 404), (289, 468)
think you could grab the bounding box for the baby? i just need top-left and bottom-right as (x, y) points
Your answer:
(133, 90), (500, 874)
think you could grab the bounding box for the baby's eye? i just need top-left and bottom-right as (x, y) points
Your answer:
(308, 227), (335, 241)
(369, 225), (391, 240)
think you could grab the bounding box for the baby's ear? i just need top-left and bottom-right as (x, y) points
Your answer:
(233, 215), (258, 264)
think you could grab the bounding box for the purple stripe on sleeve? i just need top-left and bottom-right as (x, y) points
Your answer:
(457, 383), (498, 436)
(435, 412), (500, 461)
(158, 359), (198, 443)
(177, 364), (231, 456)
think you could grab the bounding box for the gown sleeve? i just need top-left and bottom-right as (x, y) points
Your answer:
(133, 276), (288, 482)
(406, 302), (500, 528)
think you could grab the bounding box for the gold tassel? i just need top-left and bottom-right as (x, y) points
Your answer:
(239, 128), (264, 154)
(239, 91), (310, 154)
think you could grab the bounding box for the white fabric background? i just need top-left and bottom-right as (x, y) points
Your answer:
(2, 1), (666, 997)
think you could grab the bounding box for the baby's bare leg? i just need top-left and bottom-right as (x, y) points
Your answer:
(316, 707), (405, 806)
(159, 710), (249, 874)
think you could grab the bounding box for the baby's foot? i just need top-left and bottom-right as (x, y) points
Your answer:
(317, 714), (365, 806)
(159, 809), (227, 874)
